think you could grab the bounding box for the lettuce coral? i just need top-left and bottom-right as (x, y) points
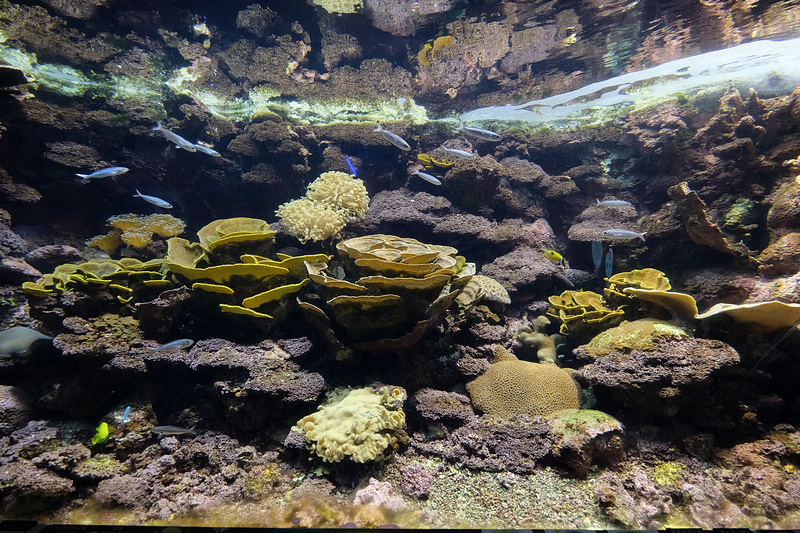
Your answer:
(276, 171), (369, 243)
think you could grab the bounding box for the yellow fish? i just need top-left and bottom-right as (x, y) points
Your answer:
(91, 422), (109, 445)
(542, 249), (568, 267)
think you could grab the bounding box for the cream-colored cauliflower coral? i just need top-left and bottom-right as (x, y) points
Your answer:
(276, 197), (348, 244)
(276, 171), (369, 243)
(293, 386), (406, 463)
(307, 171), (369, 218)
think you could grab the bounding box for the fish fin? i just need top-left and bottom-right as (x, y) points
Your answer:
(134, 189), (142, 197)
(75, 174), (89, 180)
(374, 123), (382, 132)
(640, 232), (647, 241)
(152, 120), (161, 131)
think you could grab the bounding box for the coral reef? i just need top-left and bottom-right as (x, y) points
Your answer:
(3, 1), (800, 528)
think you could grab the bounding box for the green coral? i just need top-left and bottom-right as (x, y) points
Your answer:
(578, 318), (690, 359)
(546, 289), (625, 341)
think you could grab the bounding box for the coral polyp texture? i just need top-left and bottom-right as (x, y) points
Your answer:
(87, 214), (186, 252)
(276, 171), (369, 243)
(466, 345), (580, 418)
(292, 386), (406, 463)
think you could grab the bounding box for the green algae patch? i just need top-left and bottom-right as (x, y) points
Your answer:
(76, 453), (126, 480)
(580, 318), (690, 358)
(653, 461), (686, 489)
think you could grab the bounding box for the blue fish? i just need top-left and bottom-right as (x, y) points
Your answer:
(146, 338), (194, 352)
(122, 406), (130, 428)
(345, 157), (357, 176)
(75, 167), (129, 181)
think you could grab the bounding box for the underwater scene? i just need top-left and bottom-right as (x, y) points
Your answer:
(2, 0), (800, 529)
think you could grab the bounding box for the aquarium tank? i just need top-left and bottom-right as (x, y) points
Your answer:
(2, 0), (800, 529)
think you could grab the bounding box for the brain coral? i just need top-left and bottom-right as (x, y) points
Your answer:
(293, 386), (406, 463)
(277, 171), (370, 243)
(466, 346), (580, 418)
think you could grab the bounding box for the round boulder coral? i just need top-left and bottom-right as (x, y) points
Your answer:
(466, 346), (580, 418)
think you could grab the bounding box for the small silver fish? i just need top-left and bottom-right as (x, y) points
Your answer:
(601, 229), (647, 241)
(374, 123), (411, 151)
(121, 406), (130, 428)
(597, 198), (633, 208)
(605, 246), (614, 278)
(412, 170), (441, 185)
(153, 120), (197, 152)
(151, 425), (196, 436)
(75, 167), (129, 181)
(440, 145), (475, 159)
(192, 142), (221, 157)
(458, 120), (501, 141)
(146, 338), (194, 352)
(134, 189), (173, 209)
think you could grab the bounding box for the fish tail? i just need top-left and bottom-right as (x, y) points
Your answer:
(152, 120), (162, 131)
(640, 232), (647, 242)
(75, 174), (89, 180)
(133, 189), (142, 197)
(374, 123), (381, 132)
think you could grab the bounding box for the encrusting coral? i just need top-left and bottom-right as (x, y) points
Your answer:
(466, 345), (580, 419)
(291, 386), (406, 463)
(276, 171), (369, 243)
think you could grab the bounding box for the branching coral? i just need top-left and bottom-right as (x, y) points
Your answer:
(276, 171), (369, 243)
